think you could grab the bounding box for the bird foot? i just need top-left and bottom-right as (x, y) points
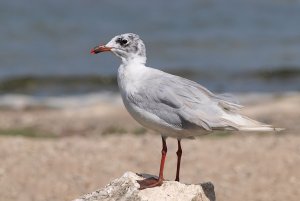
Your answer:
(137, 177), (164, 190)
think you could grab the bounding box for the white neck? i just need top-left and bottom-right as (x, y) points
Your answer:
(118, 56), (148, 94)
(121, 55), (146, 66)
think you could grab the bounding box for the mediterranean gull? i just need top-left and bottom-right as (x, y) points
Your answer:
(90, 33), (282, 190)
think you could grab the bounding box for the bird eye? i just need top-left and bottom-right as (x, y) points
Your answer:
(116, 38), (128, 46)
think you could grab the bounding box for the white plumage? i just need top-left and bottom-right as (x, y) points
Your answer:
(91, 33), (282, 189)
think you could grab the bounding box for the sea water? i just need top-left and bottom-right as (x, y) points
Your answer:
(0, 0), (300, 96)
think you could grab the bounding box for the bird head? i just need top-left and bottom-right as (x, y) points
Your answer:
(91, 33), (146, 64)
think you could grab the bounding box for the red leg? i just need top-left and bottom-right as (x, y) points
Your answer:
(159, 136), (167, 179)
(175, 139), (182, 182)
(138, 136), (167, 190)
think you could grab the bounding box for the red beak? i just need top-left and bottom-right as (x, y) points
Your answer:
(90, 45), (112, 54)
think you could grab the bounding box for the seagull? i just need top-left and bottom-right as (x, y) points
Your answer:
(90, 33), (282, 190)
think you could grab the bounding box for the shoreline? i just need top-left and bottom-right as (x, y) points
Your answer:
(0, 91), (298, 109)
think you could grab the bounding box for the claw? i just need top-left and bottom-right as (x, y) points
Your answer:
(137, 177), (164, 190)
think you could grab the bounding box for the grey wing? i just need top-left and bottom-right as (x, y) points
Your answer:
(128, 71), (242, 133)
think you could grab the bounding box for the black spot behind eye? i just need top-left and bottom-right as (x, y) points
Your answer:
(116, 38), (128, 46)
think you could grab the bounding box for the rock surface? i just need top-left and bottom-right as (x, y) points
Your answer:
(73, 172), (215, 201)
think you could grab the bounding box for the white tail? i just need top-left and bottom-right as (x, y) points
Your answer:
(239, 126), (285, 132)
(222, 113), (284, 132)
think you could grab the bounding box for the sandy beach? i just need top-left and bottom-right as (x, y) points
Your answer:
(0, 92), (299, 201)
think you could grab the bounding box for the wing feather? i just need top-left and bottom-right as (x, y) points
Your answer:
(127, 70), (242, 132)
(127, 68), (279, 133)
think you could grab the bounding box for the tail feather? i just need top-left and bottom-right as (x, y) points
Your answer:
(221, 113), (284, 132)
(239, 126), (285, 132)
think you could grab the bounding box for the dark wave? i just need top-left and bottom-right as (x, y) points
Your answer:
(248, 67), (300, 80)
(0, 67), (299, 96)
(0, 75), (118, 96)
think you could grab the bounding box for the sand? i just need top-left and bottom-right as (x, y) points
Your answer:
(0, 92), (299, 201)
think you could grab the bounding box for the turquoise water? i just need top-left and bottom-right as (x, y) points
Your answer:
(1, 0), (300, 95)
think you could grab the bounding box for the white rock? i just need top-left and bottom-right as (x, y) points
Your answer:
(73, 172), (215, 201)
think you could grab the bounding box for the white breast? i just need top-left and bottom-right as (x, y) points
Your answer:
(117, 63), (147, 117)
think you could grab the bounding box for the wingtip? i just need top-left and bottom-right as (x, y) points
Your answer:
(274, 127), (285, 132)
(239, 126), (285, 132)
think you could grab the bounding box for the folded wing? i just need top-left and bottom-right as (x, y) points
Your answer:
(128, 69), (279, 134)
